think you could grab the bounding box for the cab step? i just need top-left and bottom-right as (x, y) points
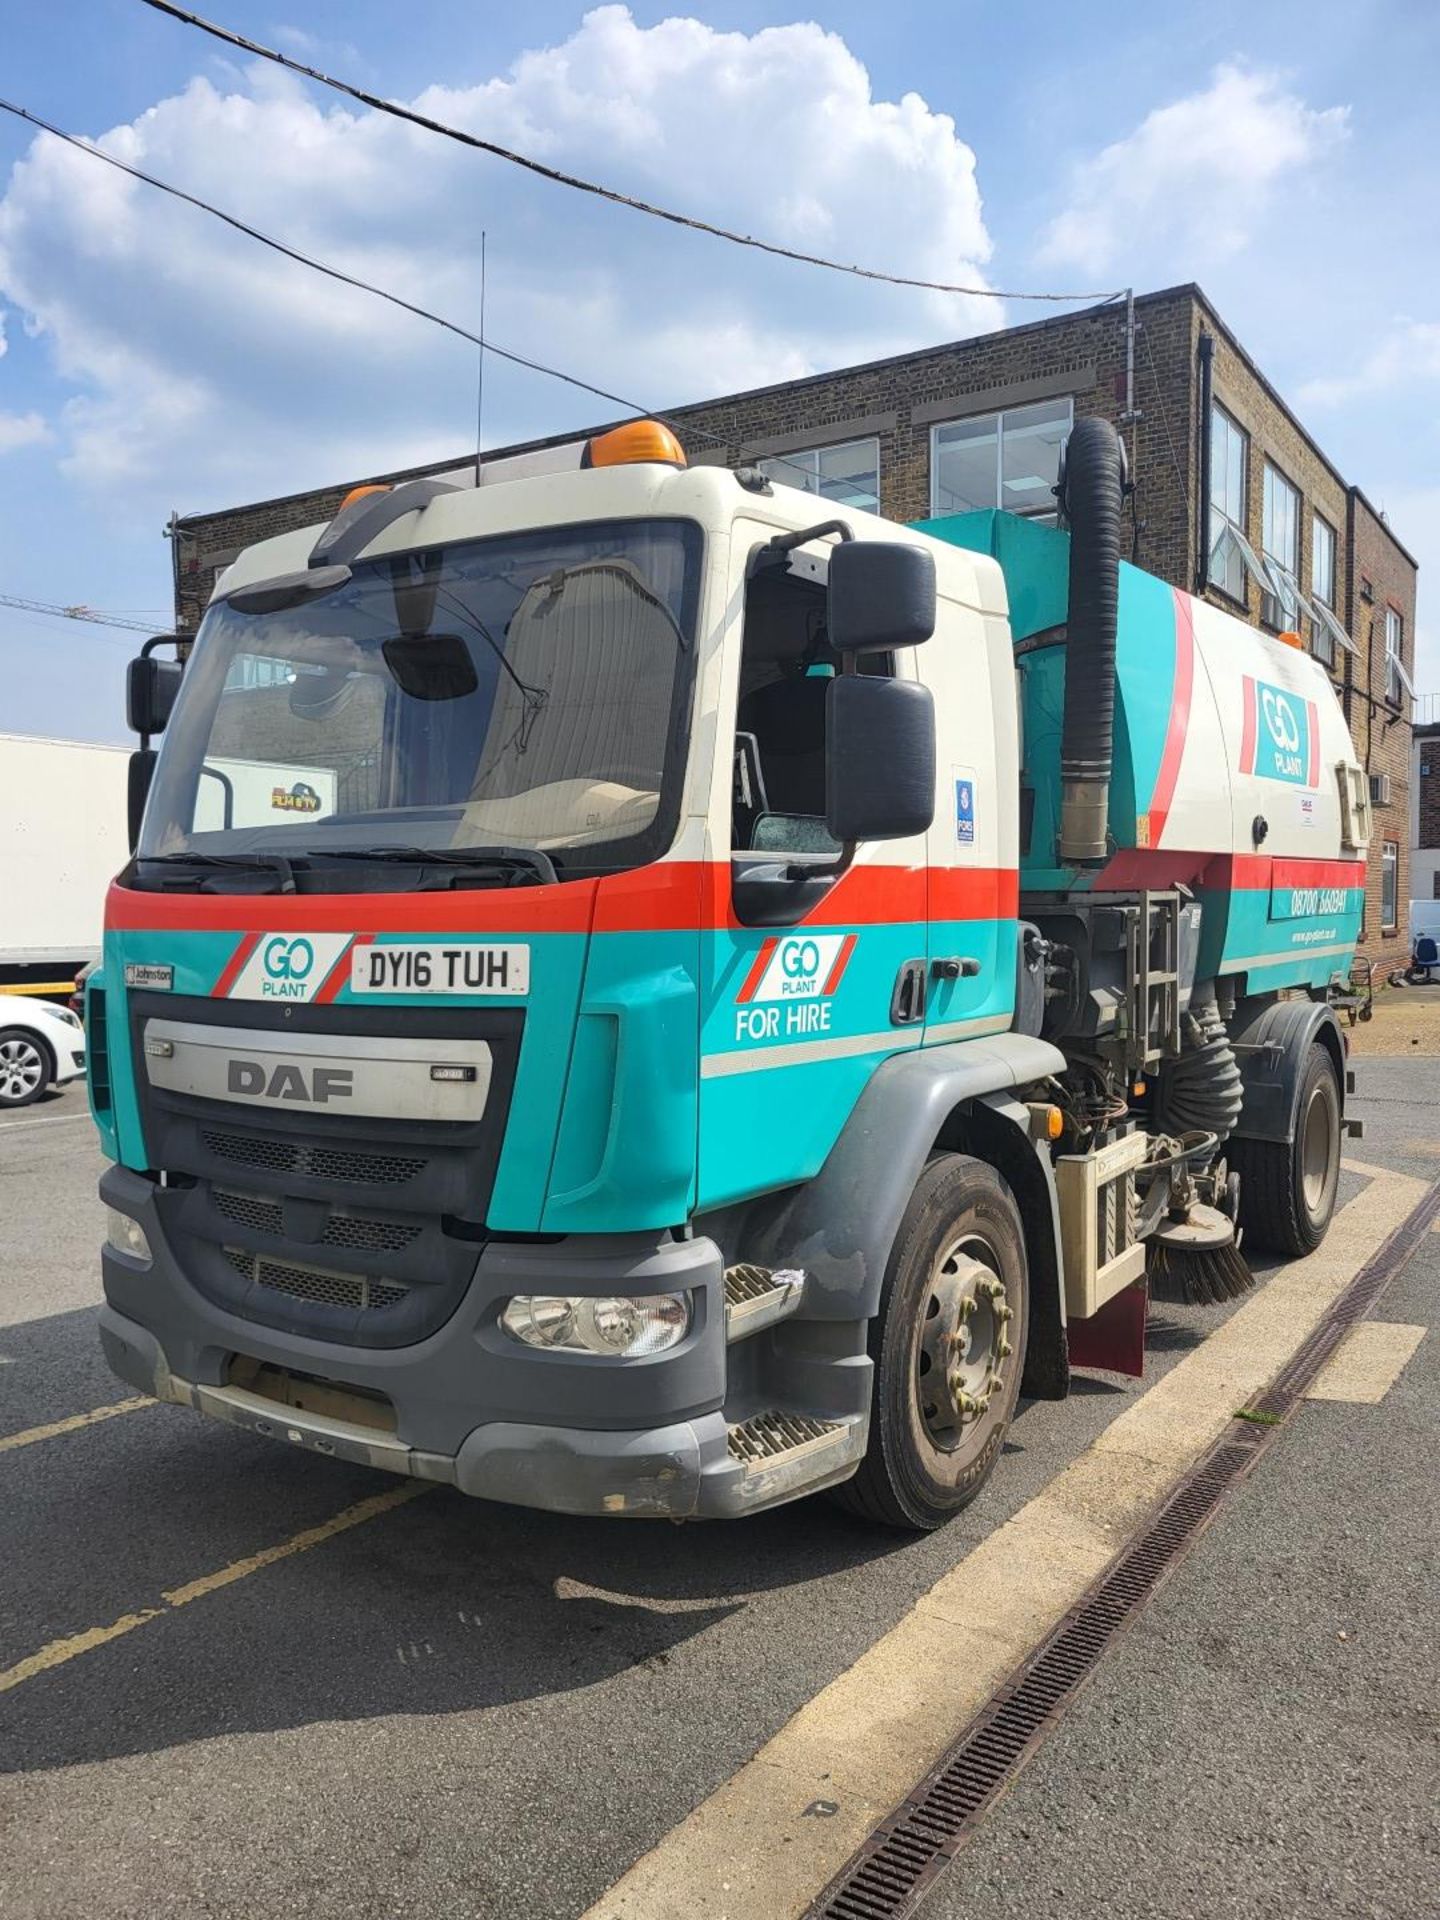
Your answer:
(727, 1409), (847, 1472)
(723, 1263), (805, 1342)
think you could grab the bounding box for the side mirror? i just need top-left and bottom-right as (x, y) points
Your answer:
(826, 675), (935, 843)
(827, 541), (936, 654)
(126, 652), (183, 738)
(127, 748), (157, 852)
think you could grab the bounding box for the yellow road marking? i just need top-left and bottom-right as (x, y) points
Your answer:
(585, 1167), (1426, 1920)
(0, 1396), (153, 1454)
(1306, 1322), (1427, 1403)
(0, 1482), (429, 1696)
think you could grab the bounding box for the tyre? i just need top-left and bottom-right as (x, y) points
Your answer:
(830, 1154), (1029, 1531)
(1230, 1042), (1341, 1257)
(0, 1028), (53, 1110)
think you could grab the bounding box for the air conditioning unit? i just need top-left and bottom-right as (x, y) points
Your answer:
(1369, 772), (1393, 806)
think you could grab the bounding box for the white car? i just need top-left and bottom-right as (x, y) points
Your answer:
(0, 1000), (87, 1110)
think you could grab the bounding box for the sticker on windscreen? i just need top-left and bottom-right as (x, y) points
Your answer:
(352, 942), (530, 996)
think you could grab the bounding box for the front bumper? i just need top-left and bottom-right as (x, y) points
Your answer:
(99, 1165), (866, 1518)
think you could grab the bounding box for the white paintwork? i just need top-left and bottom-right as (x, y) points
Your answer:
(0, 733), (130, 966)
(1169, 602), (1364, 862)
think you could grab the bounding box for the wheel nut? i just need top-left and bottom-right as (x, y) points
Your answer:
(997, 1337), (1013, 1359)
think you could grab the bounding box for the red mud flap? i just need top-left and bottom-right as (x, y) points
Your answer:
(1066, 1281), (1148, 1379)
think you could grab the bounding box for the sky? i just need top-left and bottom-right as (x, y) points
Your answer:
(2, 0), (1437, 746)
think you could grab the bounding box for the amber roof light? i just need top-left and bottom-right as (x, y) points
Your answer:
(583, 420), (687, 469)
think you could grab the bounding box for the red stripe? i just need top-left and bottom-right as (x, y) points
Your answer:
(1091, 849), (1212, 890)
(107, 862), (1021, 939)
(735, 938), (779, 1004)
(821, 933), (858, 995)
(1203, 855), (1366, 892)
(1306, 700), (1320, 787)
(313, 936), (360, 1004)
(928, 867), (1019, 922)
(1238, 674), (1258, 776)
(107, 879), (598, 935)
(211, 932), (259, 998)
(1150, 589), (1195, 845)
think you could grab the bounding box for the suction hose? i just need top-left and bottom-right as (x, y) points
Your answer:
(1156, 994), (1244, 1147)
(1057, 417), (1126, 865)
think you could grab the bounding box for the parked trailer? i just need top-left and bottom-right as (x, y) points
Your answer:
(0, 733), (130, 986)
(90, 418), (1365, 1528)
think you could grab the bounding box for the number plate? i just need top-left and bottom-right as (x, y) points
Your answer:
(350, 942), (530, 996)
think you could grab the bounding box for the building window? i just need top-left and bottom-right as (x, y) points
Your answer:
(930, 397), (1072, 522)
(1381, 840), (1399, 931)
(1385, 605), (1405, 706)
(757, 437), (880, 512)
(1310, 514), (1337, 665)
(1207, 404), (1249, 601)
(1260, 462), (1302, 630)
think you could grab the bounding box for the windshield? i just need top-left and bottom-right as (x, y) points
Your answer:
(139, 517), (702, 880)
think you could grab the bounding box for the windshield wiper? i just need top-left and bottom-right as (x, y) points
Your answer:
(138, 850), (302, 893)
(306, 845), (558, 887)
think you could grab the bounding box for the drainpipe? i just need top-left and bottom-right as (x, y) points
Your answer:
(1195, 332), (1214, 593)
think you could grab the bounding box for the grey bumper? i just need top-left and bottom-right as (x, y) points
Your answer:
(99, 1165), (865, 1519)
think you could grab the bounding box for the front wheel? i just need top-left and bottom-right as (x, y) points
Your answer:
(1231, 1042), (1341, 1256)
(831, 1154), (1029, 1531)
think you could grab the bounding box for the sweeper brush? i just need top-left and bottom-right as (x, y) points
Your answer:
(1147, 1201), (1255, 1306)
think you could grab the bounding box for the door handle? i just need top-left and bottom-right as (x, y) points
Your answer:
(891, 958), (927, 1025)
(931, 956), (982, 981)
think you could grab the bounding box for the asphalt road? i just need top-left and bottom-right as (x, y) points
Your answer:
(0, 1065), (1434, 1919)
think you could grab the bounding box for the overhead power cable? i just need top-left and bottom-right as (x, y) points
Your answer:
(0, 592), (159, 632)
(0, 98), (696, 434)
(136, 0), (1119, 307)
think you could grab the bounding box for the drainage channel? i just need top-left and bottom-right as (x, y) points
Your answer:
(806, 1176), (1440, 1920)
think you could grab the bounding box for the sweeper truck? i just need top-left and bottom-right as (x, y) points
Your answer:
(90, 416), (1367, 1528)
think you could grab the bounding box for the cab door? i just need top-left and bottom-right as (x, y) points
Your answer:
(696, 523), (928, 1213)
(922, 599), (1018, 1044)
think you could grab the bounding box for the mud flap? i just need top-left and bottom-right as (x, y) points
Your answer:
(1065, 1280), (1147, 1378)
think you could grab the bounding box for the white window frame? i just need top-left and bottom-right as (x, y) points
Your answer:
(757, 437), (880, 513)
(1207, 403), (1251, 601)
(1384, 605), (1413, 706)
(928, 397), (1073, 522)
(1381, 839), (1399, 931)
(1260, 462), (1303, 630)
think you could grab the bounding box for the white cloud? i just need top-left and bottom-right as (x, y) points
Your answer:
(1296, 321), (1440, 410)
(0, 409), (51, 453)
(1038, 65), (1349, 276)
(0, 6), (997, 517)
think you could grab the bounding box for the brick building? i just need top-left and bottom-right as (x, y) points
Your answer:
(171, 282), (1419, 968)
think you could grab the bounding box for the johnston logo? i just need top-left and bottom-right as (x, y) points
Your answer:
(226, 1059), (354, 1104)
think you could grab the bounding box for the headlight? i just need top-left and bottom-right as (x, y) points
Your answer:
(105, 1207), (152, 1265)
(501, 1292), (690, 1357)
(56, 1007), (83, 1030)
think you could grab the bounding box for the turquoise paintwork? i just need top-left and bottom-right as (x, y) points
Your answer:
(542, 928), (700, 1233)
(915, 511), (1180, 889)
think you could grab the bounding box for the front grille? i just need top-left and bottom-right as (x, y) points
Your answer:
(213, 1188), (421, 1254)
(214, 1190), (284, 1235)
(201, 1129), (425, 1186)
(223, 1246), (410, 1313)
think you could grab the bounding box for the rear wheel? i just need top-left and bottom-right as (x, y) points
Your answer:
(831, 1154), (1029, 1530)
(1231, 1042), (1341, 1256)
(0, 1029), (52, 1109)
